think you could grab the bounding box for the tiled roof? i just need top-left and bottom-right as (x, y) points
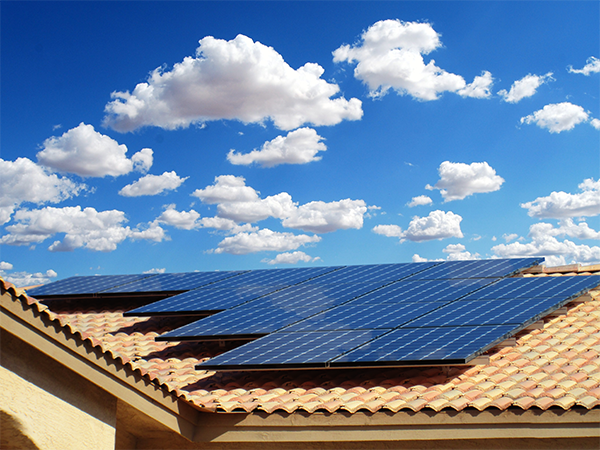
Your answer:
(5, 263), (600, 415)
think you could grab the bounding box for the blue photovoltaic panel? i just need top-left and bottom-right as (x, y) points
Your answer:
(126, 286), (279, 316)
(126, 266), (340, 316)
(103, 270), (245, 293)
(401, 297), (570, 328)
(198, 266), (341, 289)
(158, 305), (325, 340)
(459, 276), (600, 301)
(199, 329), (387, 370)
(26, 274), (154, 297)
(330, 325), (516, 366)
(301, 262), (439, 285)
(243, 282), (386, 309)
(405, 258), (543, 280)
(346, 278), (494, 305)
(283, 302), (441, 332)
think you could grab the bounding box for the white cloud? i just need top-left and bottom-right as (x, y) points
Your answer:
(157, 204), (201, 230)
(0, 157), (85, 225)
(372, 224), (404, 238)
(192, 175), (260, 204)
(373, 210), (463, 242)
(457, 71), (494, 99)
(213, 228), (320, 255)
(411, 254), (444, 262)
(568, 56), (600, 76)
(104, 34), (362, 132)
(192, 175), (368, 233)
(492, 221), (600, 266)
(503, 233), (519, 243)
(0, 206), (166, 252)
(0, 261), (14, 270)
(498, 72), (553, 103)
(119, 171), (188, 197)
(143, 268), (166, 274)
(425, 161), (504, 201)
(520, 102), (589, 133)
(590, 118), (600, 130)
(407, 195), (433, 207)
(3, 269), (58, 288)
(37, 123), (153, 177)
(131, 148), (154, 173)
(403, 210), (464, 242)
(227, 128), (326, 167)
(262, 251), (320, 265)
(442, 243), (480, 261)
(282, 199), (367, 233)
(333, 19), (467, 101)
(521, 178), (600, 218)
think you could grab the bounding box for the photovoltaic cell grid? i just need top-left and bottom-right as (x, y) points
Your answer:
(126, 265), (342, 316)
(159, 262), (450, 341)
(26, 274), (155, 297)
(195, 258), (599, 370)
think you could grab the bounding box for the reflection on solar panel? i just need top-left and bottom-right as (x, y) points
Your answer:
(193, 257), (598, 370)
(103, 270), (245, 293)
(125, 266), (341, 316)
(26, 274), (154, 297)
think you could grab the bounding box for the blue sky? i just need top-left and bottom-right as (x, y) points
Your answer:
(2, 1), (599, 286)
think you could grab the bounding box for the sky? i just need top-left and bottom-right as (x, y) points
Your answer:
(1, 1), (599, 286)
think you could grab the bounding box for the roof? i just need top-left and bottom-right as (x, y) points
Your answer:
(4, 263), (600, 416)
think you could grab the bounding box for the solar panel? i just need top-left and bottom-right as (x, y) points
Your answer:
(405, 258), (543, 280)
(347, 278), (494, 305)
(193, 261), (599, 371)
(459, 275), (600, 301)
(125, 265), (341, 316)
(401, 297), (570, 328)
(158, 305), (325, 341)
(330, 325), (516, 367)
(102, 270), (245, 293)
(199, 330), (387, 370)
(283, 302), (441, 332)
(301, 262), (439, 285)
(26, 274), (155, 297)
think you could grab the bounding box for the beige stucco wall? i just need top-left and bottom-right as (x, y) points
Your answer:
(0, 329), (117, 450)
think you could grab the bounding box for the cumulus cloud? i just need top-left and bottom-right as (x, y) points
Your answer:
(498, 72), (553, 103)
(333, 19), (469, 101)
(403, 210), (464, 242)
(457, 71), (494, 99)
(0, 261), (14, 270)
(262, 251), (320, 265)
(282, 199), (367, 233)
(521, 178), (600, 218)
(407, 195), (433, 207)
(192, 175), (368, 233)
(520, 102), (589, 133)
(568, 56), (600, 76)
(426, 161), (504, 201)
(0, 206), (166, 252)
(227, 128), (326, 167)
(590, 118), (600, 130)
(157, 204), (201, 230)
(442, 243), (480, 261)
(104, 34), (362, 132)
(213, 228), (320, 255)
(372, 224), (404, 238)
(0, 157), (85, 225)
(143, 268), (166, 274)
(373, 210), (463, 242)
(2, 269), (58, 288)
(492, 221), (600, 266)
(119, 171), (188, 197)
(37, 123), (153, 177)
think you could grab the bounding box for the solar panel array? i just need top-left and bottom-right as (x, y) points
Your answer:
(27, 257), (600, 371)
